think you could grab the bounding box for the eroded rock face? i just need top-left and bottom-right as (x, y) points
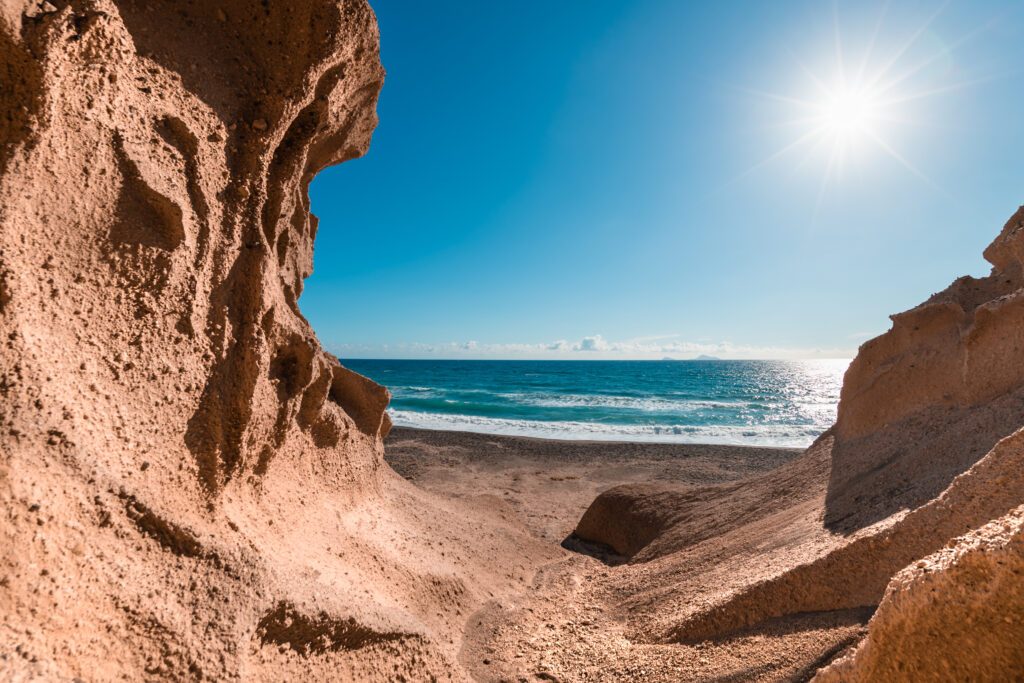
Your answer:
(0, 0), (385, 673)
(571, 207), (1024, 678)
(815, 504), (1024, 682)
(2, 0), (389, 497)
(827, 206), (1024, 530)
(0, 2), (561, 680)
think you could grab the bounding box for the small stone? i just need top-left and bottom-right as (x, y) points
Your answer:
(252, 118), (268, 131)
(216, 8), (227, 22)
(140, 461), (150, 471)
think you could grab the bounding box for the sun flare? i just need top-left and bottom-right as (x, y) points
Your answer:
(741, 4), (983, 198)
(818, 86), (881, 142)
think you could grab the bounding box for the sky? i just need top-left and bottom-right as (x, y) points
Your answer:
(301, 0), (1024, 360)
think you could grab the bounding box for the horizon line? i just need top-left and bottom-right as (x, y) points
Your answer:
(335, 356), (855, 362)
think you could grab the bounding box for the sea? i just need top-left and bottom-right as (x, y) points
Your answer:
(342, 359), (849, 448)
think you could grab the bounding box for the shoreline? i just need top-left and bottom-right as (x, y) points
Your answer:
(385, 426), (803, 544)
(387, 424), (804, 451)
(386, 414), (826, 449)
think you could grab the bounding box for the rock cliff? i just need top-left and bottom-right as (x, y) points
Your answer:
(0, 2), (558, 680)
(574, 208), (1024, 678)
(827, 206), (1024, 531)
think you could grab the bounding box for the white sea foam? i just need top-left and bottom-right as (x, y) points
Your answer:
(496, 392), (754, 412)
(387, 409), (823, 448)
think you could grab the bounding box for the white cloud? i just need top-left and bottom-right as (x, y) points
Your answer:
(575, 334), (609, 352)
(328, 333), (856, 360)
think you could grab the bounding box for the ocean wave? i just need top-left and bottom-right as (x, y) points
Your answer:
(495, 392), (756, 412)
(387, 409), (825, 448)
(391, 385), (497, 397)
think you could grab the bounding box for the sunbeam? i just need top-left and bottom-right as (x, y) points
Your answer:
(740, 1), (989, 194)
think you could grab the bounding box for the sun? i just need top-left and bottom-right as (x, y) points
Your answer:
(818, 86), (881, 142)
(739, 3), (982, 197)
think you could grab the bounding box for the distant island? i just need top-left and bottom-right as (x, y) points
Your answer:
(693, 354), (722, 361)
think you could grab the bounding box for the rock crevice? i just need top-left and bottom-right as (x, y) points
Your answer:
(1, 3), (562, 680)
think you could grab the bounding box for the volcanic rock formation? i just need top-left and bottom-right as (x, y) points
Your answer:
(1, 1), (560, 680)
(574, 208), (1024, 679)
(816, 504), (1024, 681)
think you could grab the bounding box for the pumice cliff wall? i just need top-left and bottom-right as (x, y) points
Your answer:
(572, 207), (1024, 679)
(809, 208), (1024, 680)
(826, 206), (1024, 531)
(1, 0), (390, 508)
(0, 2), (559, 680)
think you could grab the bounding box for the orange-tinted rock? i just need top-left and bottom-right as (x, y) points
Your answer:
(572, 207), (1024, 679)
(0, 3), (559, 680)
(827, 207), (1024, 529)
(815, 505), (1024, 682)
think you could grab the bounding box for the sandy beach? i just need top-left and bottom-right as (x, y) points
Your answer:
(385, 427), (878, 681)
(386, 427), (802, 545)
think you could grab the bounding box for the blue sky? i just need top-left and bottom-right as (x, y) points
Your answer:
(301, 0), (1024, 360)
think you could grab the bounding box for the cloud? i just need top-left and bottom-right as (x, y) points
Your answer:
(328, 333), (855, 361)
(575, 334), (609, 352)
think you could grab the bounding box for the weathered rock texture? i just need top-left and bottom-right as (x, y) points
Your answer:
(574, 207), (1024, 679)
(0, 2), (559, 680)
(826, 205), (1024, 531)
(816, 504), (1024, 681)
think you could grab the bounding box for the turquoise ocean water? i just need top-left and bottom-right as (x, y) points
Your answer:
(343, 359), (848, 448)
